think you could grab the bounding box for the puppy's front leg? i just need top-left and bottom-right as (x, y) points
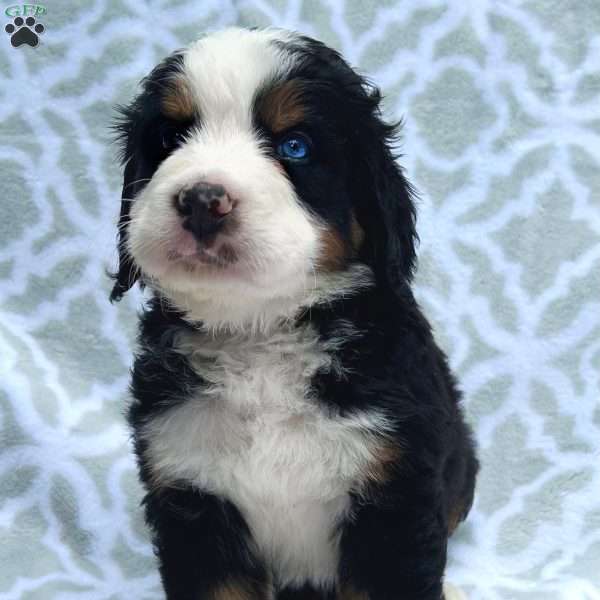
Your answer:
(144, 486), (269, 600)
(338, 476), (447, 600)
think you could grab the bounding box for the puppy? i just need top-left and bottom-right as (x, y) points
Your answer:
(111, 27), (478, 600)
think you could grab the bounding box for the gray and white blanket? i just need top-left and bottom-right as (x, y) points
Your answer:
(1, 1), (599, 599)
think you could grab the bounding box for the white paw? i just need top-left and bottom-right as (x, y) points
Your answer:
(444, 582), (468, 600)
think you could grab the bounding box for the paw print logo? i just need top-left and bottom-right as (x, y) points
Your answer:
(5, 16), (44, 48)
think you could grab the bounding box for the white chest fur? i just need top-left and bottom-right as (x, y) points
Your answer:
(141, 323), (388, 588)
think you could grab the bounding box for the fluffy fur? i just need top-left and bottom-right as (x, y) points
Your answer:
(111, 27), (478, 600)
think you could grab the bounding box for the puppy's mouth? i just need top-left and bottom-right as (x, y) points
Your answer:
(167, 229), (239, 269)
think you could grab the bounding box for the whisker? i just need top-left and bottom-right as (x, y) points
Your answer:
(123, 178), (152, 191)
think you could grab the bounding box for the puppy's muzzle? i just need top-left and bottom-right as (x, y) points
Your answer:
(175, 182), (233, 242)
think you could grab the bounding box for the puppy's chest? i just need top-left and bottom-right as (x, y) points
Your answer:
(144, 326), (376, 495)
(142, 326), (384, 584)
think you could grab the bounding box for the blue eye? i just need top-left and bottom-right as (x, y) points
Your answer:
(277, 133), (311, 161)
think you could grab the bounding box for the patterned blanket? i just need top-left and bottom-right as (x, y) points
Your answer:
(1, 1), (599, 599)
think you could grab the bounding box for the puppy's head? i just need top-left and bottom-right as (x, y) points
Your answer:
(111, 28), (417, 328)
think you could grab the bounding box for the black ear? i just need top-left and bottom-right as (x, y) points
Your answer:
(109, 153), (142, 302)
(292, 35), (418, 288)
(109, 101), (147, 303)
(353, 110), (418, 290)
(109, 51), (187, 302)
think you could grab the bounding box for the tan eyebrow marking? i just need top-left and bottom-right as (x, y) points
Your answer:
(161, 75), (195, 121)
(259, 80), (305, 133)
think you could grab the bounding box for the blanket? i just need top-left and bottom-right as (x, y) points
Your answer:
(1, 1), (599, 598)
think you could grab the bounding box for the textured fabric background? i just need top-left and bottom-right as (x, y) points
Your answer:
(1, 1), (599, 599)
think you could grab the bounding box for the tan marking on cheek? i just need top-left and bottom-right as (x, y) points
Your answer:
(161, 76), (195, 121)
(209, 580), (270, 600)
(350, 212), (365, 253)
(318, 227), (348, 271)
(260, 80), (305, 133)
(317, 215), (365, 271)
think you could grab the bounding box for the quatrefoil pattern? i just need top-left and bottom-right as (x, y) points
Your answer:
(0, 1), (599, 599)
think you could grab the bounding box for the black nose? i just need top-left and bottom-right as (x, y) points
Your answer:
(174, 182), (233, 241)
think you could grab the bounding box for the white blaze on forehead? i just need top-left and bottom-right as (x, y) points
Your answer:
(183, 28), (296, 128)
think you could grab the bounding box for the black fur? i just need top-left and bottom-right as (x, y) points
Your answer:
(112, 30), (478, 600)
(144, 486), (269, 599)
(110, 52), (192, 301)
(288, 35), (419, 285)
(306, 286), (477, 599)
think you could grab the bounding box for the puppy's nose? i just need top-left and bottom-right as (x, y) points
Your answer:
(175, 182), (233, 241)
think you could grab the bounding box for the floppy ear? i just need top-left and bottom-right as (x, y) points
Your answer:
(109, 154), (142, 302)
(109, 100), (149, 303)
(109, 51), (187, 302)
(291, 35), (418, 287)
(352, 110), (418, 290)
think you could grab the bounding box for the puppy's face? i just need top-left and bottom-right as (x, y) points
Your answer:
(113, 28), (416, 328)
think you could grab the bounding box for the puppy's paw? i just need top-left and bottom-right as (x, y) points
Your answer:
(443, 582), (467, 600)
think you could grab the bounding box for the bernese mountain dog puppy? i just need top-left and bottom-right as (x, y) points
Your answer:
(110, 27), (478, 600)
